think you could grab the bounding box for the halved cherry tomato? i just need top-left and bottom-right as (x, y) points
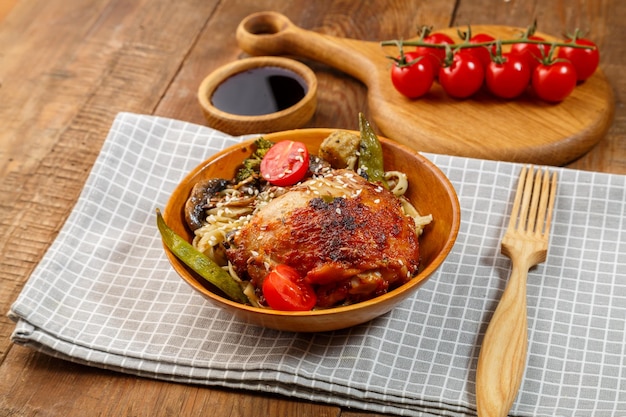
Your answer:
(532, 60), (577, 102)
(510, 35), (548, 72)
(486, 53), (531, 99)
(557, 37), (599, 81)
(260, 140), (309, 186)
(439, 51), (485, 99)
(390, 52), (434, 99)
(262, 264), (317, 311)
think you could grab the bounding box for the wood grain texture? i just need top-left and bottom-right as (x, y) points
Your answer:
(0, 345), (339, 417)
(0, 0), (624, 416)
(0, 0), (215, 358)
(0, 0), (17, 22)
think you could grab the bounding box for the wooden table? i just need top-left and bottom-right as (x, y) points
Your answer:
(1, 1), (624, 415)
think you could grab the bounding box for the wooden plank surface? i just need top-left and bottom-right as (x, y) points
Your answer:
(0, 0), (624, 416)
(0, 0), (17, 22)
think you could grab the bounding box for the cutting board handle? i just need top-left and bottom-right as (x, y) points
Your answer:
(236, 11), (379, 86)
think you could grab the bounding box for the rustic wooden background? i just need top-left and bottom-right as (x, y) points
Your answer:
(1, 0), (623, 415)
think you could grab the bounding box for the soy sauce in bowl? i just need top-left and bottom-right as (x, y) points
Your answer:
(198, 56), (317, 135)
(211, 66), (308, 116)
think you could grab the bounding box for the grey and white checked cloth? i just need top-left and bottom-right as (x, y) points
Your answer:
(9, 112), (626, 417)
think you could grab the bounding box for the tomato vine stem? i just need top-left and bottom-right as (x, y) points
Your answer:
(380, 38), (595, 51)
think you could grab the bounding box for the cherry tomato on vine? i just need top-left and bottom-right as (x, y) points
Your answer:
(439, 51), (485, 99)
(557, 37), (599, 81)
(413, 33), (455, 76)
(390, 52), (434, 99)
(262, 264), (317, 311)
(532, 60), (577, 102)
(467, 33), (497, 69)
(486, 53), (531, 99)
(260, 140), (310, 186)
(510, 35), (549, 72)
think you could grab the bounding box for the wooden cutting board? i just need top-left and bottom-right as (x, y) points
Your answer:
(236, 11), (615, 166)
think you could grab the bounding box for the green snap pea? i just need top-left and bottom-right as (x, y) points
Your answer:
(358, 113), (388, 189)
(156, 209), (249, 304)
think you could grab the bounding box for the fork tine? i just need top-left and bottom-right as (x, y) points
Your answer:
(516, 166), (534, 232)
(544, 171), (558, 234)
(508, 165), (528, 231)
(534, 169), (550, 235)
(510, 166), (558, 236)
(527, 167), (543, 232)
(532, 169), (558, 236)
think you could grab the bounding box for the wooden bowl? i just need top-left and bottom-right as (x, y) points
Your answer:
(162, 129), (460, 332)
(198, 57), (317, 136)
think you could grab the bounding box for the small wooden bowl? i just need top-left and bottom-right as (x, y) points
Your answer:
(162, 129), (460, 332)
(198, 57), (317, 136)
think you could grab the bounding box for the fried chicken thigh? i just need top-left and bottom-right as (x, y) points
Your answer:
(226, 169), (420, 308)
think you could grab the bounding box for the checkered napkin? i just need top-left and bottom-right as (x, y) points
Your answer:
(9, 112), (626, 417)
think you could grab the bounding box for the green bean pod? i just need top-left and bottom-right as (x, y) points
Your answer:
(358, 113), (388, 189)
(156, 209), (249, 304)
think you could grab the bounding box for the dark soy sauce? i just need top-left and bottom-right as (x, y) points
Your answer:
(211, 66), (308, 116)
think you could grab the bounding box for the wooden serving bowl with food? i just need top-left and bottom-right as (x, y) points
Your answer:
(160, 117), (460, 332)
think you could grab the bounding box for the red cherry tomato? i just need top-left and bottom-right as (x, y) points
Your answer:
(262, 264), (317, 311)
(510, 35), (548, 72)
(260, 140), (310, 186)
(390, 52), (434, 99)
(486, 53), (531, 99)
(532, 60), (578, 102)
(413, 33), (455, 76)
(467, 33), (497, 69)
(557, 38), (600, 81)
(439, 51), (485, 99)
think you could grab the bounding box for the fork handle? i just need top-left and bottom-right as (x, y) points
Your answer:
(475, 262), (529, 417)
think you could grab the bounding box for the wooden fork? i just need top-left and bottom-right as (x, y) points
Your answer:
(475, 166), (558, 417)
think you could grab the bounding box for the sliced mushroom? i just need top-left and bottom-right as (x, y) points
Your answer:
(184, 178), (230, 231)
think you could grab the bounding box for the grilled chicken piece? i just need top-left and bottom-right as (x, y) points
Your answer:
(225, 169), (420, 308)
